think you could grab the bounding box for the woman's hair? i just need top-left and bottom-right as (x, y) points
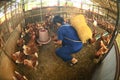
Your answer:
(52, 15), (64, 25)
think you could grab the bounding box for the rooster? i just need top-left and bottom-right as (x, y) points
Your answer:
(13, 71), (28, 80)
(24, 53), (38, 69)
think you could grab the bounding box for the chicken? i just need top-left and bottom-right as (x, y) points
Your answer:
(89, 38), (96, 44)
(100, 40), (107, 49)
(89, 29), (97, 44)
(23, 41), (38, 55)
(92, 28), (98, 37)
(17, 38), (25, 47)
(101, 33), (112, 45)
(23, 52), (38, 69)
(95, 47), (108, 57)
(95, 47), (104, 57)
(11, 51), (26, 63)
(13, 71), (28, 80)
(95, 40), (108, 57)
(93, 19), (97, 27)
(23, 45), (31, 55)
(30, 31), (36, 41)
(25, 28), (30, 33)
(107, 24), (115, 32)
(27, 40), (38, 54)
(20, 31), (26, 38)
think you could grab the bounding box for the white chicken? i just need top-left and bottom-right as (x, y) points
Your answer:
(93, 19), (97, 27)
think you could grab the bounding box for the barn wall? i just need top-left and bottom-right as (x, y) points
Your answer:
(0, 24), (22, 80)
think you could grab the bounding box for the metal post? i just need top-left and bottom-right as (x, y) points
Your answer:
(40, 0), (42, 22)
(22, 0), (25, 13)
(58, 0), (60, 14)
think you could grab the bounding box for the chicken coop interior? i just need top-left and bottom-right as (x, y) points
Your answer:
(0, 0), (120, 80)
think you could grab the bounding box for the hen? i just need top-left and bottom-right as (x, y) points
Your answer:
(24, 53), (38, 69)
(13, 71), (28, 80)
(11, 51), (25, 63)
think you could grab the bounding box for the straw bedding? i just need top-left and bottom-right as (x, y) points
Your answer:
(70, 14), (92, 43)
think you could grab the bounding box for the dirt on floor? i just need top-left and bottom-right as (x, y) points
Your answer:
(0, 23), (106, 80)
(15, 24), (107, 80)
(0, 21), (113, 80)
(15, 40), (100, 80)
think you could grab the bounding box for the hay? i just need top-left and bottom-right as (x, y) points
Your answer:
(70, 14), (92, 43)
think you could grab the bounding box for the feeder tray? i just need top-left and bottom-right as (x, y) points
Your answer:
(37, 29), (51, 45)
(37, 37), (51, 45)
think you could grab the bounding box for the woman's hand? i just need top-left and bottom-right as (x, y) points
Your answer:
(54, 40), (62, 45)
(51, 35), (62, 45)
(52, 35), (58, 42)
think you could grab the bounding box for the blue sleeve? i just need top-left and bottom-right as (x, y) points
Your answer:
(57, 28), (64, 40)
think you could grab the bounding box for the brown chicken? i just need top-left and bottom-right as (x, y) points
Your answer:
(17, 38), (25, 47)
(92, 29), (97, 37)
(13, 71), (28, 80)
(89, 38), (96, 44)
(107, 24), (115, 32)
(23, 45), (31, 55)
(101, 33), (112, 45)
(95, 40), (108, 57)
(24, 52), (38, 69)
(96, 47), (104, 56)
(11, 51), (26, 63)
(95, 47), (108, 57)
(23, 41), (38, 55)
(100, 40), (107, 49)
(30, 31), (36, 41)
(89, 29), (97, 44)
